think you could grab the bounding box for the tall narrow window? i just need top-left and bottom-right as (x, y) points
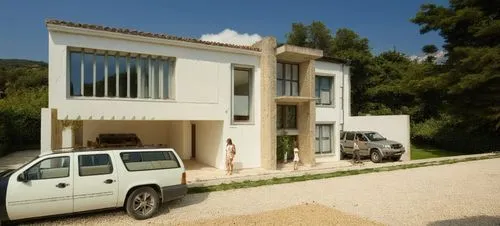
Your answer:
(277, 63), (299, 96)
(232, 66), (252, 123)
(83, 53), (94, 97)
(315, 76), (333, 105)
(129, 57), (138, 98)
(315, 124), (333, 154)
(118, 56), (127, 98)
(162, 60), (170, 99)
(107, 55), (116, 97)
(95, 54), (105, 97)
(277, 105), (297, 129)
(69, 52), (81, 96)
(152, 58), (160, 99)
(141, 57), (149, 99)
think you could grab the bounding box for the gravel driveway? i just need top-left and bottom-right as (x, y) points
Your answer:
(22, 158), (500, 226)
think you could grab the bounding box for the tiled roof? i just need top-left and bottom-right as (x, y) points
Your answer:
(45, 19), (261, 52)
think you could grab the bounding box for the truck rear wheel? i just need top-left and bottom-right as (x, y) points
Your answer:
(126, 187), (160, 220)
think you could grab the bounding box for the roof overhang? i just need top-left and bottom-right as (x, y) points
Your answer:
(275, 45), (323, 63)
(47, 24), (261, 56)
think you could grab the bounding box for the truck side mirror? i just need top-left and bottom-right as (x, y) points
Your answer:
(17, 172), (29, 183)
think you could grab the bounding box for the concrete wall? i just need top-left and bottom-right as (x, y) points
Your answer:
(344, 115), (411, 160)
(252, 37), (277, 170)
(194, 121), (224, 168)
(165, 121), (191, 160)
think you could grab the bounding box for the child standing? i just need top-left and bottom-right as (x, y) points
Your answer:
(293, 141), (300, 170)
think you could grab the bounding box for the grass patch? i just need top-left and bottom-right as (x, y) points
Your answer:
(411, 144), (462, 160)
(188, 153), (500, 194)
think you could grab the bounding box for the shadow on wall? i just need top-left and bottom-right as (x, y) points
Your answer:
(427, 216), (500, 226)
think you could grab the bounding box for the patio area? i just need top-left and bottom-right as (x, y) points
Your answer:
(183, 158), (355, 187)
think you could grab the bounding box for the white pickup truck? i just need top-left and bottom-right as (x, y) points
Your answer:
(0, 147), (187, 223)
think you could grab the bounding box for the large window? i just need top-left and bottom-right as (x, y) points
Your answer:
(69, 48), (174, 100)
(232, 66), (253, 123)
(120, 151), (180, 171)
(315, 76), (333, 105)
(315, 124), (333, 154)
(277, 105), (297, 129)
(277, 63), (299, 96)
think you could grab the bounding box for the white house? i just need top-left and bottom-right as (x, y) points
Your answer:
(41, 19), (410, 170)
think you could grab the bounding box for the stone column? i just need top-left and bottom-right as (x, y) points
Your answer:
(297, 60), (316, 166)
(253, 37), (278, 170)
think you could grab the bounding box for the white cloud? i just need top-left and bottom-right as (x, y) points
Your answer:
(409, 50), (447, 64)
(200, 29), (262, 46)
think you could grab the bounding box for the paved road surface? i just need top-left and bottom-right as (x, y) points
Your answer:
(23, 158), (500, 225)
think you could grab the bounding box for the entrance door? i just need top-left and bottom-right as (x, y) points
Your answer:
(191, 124), (196, 159)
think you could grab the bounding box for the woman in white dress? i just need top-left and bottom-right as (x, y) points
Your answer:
(225, 138), (236, 175)
(293, 141), (300, 170)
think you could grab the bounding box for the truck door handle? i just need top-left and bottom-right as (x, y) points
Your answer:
(56, 183), (69, 188)
(104, 179), (114, 184)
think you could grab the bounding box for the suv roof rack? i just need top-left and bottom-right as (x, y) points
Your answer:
(51, 144), (169, 154)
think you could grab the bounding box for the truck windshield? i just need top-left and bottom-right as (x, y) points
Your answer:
(365, 132), (386, 141)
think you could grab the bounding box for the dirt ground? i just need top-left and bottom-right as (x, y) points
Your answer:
(174, 202), (383, 226)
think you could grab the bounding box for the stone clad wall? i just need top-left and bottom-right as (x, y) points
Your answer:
(253, 37), (278, 170)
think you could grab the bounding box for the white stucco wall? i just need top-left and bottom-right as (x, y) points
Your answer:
(47, 29), (262, 169)
(194, 121), (224, 168)
(314, 61), (347, 160)
(344, 115), (411, 161)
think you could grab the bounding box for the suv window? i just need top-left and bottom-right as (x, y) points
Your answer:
(356, 133), (368, 141)
(120, 151), (180, 171)
(78, 154), (113, 176)
(340, 132), (345, 140)
(346, 132), (355, 141)
(25, 157), (70, 180)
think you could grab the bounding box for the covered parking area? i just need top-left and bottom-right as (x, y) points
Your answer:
(42, 114), (225, 169)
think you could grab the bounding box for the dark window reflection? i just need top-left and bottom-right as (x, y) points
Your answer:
(69, 52), (81, 96)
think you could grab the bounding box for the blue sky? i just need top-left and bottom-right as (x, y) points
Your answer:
(0, 0), (448, 62)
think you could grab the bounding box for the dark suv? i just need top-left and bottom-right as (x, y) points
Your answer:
(340, 131), (405, 163)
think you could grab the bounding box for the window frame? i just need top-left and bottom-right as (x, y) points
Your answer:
(67, 47), (175, 101)
(315, 75), (334, 106)
(24, 156), (71, 181)
(231, 64), (254, 125)
(277, 62), (299, 96)
(277, 105), (298, 130)
(315, 124), (334, 155)
(77, 153), (114, 177)
(119, 151), (181, 172)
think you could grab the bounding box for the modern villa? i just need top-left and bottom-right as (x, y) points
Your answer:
(41, 19), (410, 170)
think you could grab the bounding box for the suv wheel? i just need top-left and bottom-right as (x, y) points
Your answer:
(370, 150), (382, 163)
(126, 187), (160, 220)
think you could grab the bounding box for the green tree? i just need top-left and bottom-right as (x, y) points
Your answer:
(285, 21), (333, 53)
(412, 0), (500, 130)
(286, 23), (308, 47)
